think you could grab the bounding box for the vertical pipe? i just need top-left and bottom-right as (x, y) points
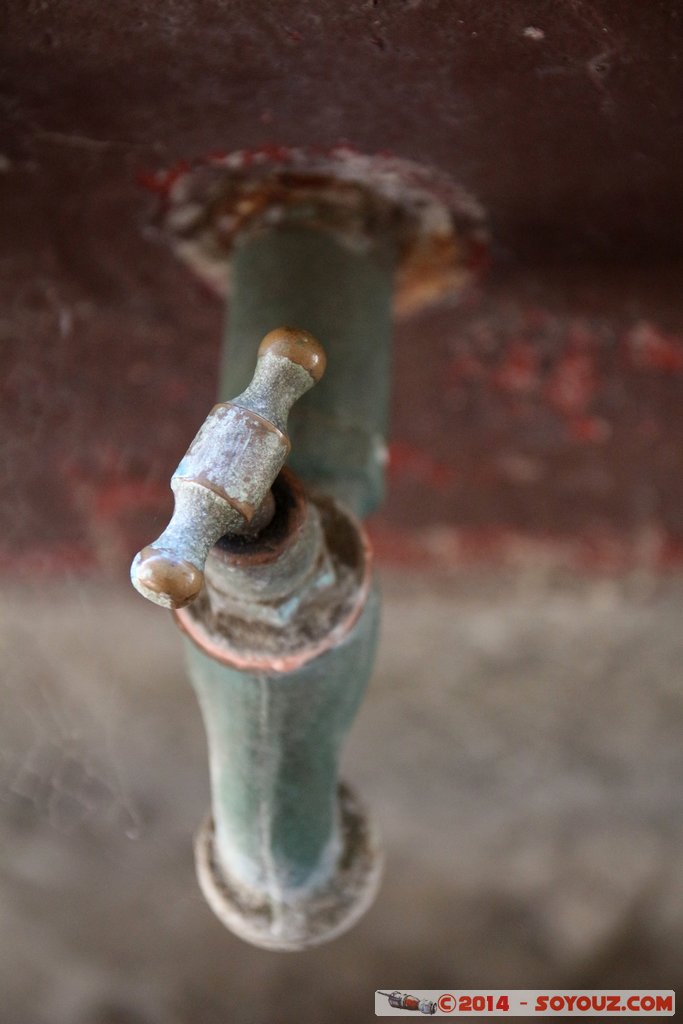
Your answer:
(183, 588), (380, 894)
(180, 488), (383, 949)
(222, 226), (395, 518)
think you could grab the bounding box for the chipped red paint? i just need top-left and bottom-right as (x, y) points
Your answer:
(187, 145), (300, 182)
(245, 144), (292, 165)
(624, 320), (683, 374)
(136, 159), (191, 197)
(4, 5), (683, 585)
(9, 294), (675, 580)
(493, 340), (540, 395)
(567, 416), (610, 444)
(366, 523), (683, 575)
(544, 349), (598, 419)
(60, 449), (171, 571)
(388, 441), (458, 491)
(445, 313), (624, 443)
(137, 147), (323, 197)
(134, 142), (485, 220)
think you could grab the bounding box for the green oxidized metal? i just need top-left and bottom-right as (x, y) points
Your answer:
(222, 225), (395, 517)
(182, 586), (379, 894)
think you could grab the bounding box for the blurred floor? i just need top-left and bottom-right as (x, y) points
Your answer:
(1, 570), (682, 1024)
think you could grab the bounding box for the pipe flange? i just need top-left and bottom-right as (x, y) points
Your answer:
(148, 146), (489, 317)
(194, 782), (383, 952)
(175, 487), (374, 673)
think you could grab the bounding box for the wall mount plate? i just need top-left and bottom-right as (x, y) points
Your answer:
(153, 146), (489, 318)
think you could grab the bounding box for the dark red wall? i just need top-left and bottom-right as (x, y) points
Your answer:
(3, 1), (683, 574)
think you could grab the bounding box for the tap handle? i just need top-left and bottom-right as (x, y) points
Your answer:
(130, 327), (326, 609)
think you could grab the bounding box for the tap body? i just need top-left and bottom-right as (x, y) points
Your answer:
(177, 474), (381, 948)
(131, 221), (394, 949)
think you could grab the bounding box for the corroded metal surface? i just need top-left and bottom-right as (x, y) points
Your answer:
(180, 152), (480, 518)
(157, 148), (488, 318)
(203, 470), (335, 626)
(185, 589), (381, 942)
(175, 484), (374, 672)
(129, 312), (381, 949)
(223, 224), (396, 516)
(194, 782), (382, 952)
(178, 470), (382, 947)
(130, 328), (325, 608)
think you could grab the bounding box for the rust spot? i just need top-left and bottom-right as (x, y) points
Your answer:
(175, 492), (374, 673)
(212, 469), (305, 567)
(137, 147), (488, 319)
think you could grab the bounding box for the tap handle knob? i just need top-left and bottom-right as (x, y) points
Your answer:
(130, 328), (326, 609)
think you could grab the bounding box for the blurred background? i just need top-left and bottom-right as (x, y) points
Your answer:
(2, 3), (683, 1022)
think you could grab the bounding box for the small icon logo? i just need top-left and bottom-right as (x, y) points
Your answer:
(438, 994), (457, 1013)
(378, 991), (437, 1015)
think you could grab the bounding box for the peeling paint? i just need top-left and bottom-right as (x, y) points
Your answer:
(624, 320), (683, 374)
(136, 145), (489, 318)
(388, 441), (458, 491)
